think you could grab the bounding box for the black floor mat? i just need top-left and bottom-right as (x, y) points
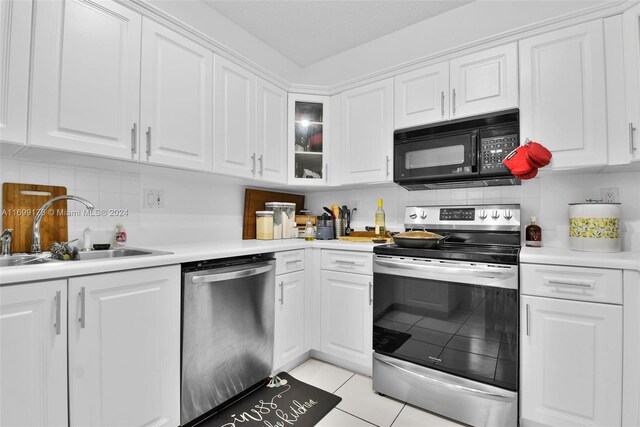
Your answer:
(374, 325), (412, 353)
(196, 372), (341, 427)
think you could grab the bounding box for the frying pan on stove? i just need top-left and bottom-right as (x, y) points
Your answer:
(392, 231), (450, 249)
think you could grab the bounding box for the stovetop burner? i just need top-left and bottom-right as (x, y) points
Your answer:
(374, 243), (520, 265)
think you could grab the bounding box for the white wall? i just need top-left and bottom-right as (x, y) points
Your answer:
(305, 171), (640, 251)
(0, 157), (249, 248)
(297, 0), (604, 87)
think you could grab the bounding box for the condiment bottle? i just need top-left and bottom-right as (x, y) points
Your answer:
(525, 216), (542, 247)
(375, 198), (386, 238)
(114, 224), (127, 248)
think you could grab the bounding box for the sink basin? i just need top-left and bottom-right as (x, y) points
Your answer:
(76, 248), (172, 261)
(0, 255), (53, 267)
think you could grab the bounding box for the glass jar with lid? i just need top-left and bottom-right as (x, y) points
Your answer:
(255, 211), (274, 240)
(281, 203), (296, 239)
(265, 202), (284, 240)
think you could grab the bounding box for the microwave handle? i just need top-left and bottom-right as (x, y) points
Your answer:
(470, 131), (478, 169)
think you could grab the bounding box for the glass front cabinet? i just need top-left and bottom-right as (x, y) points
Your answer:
(288, 94), (330, 185)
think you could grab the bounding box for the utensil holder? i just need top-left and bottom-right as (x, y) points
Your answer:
(334, 219), (345, 238)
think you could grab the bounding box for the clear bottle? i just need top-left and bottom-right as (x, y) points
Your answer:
(302, 210), (315, 241)
(375, 198), (386, 238)
(525, 216), (542, 247)
(114, 224), (127, 248)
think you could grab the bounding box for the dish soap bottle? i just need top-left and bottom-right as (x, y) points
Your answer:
(525, 216), (542, 247)
(114, 224), (127, 248)
(375, 198), (386, 239)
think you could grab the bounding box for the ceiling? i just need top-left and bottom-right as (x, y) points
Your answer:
(202, 1), (474, 67)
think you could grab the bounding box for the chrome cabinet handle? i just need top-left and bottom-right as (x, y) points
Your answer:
(452, 88), (456, 116)
(131, 123), (137, 155)
(440, 91), (445, 118)
(79, 287), (86, 329)
(279, 281), (284, 305)
(325, 164), (328, 182)
(145, 127), (151, 158)
(386, 155), (390, 177)
(54, 290), (61, 335)
(545, 277), (594, 288)
(630, 123), (637, 155)
(334, 260), (356, 265)
(526, 303), (530, 336)
(369, 281), (373, 305)
(285, 259), (302, 265)
(251, 153), (256, 174)
(258, 155), (264, 175)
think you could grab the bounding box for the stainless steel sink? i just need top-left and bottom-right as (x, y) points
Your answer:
(76, 248), (172, 261)
(0, 255), (53, 267)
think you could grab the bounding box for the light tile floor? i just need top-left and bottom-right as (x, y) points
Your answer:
(289, 358), (464, 427)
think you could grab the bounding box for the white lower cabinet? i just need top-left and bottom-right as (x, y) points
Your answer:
(0, 280), (68, 427)
(320, 269), (373, 372)
(68, 266), (181, 427)
(520, 294), (622, 427)
(273, 270), (305, 371)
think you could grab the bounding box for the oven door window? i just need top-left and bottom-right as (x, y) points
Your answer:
(373, 272), (518, 391)
(394, 131), (478, 181)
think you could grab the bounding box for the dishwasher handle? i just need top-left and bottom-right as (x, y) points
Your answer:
(191, 263), (273, 284)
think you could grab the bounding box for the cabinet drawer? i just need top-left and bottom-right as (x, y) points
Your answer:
(322, 250), (373, 275)
(521, 264), (622, 304)
(275, 250), (305, 275)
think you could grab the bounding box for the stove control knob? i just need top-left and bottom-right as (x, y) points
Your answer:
(478, 210), (487, 219)
(491, 210), (500, 219)
(420, 210), (427, 219)
(409, 213), (417, 219)
(503, 209), (513, 220)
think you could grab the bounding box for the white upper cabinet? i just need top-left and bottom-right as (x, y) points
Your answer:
(624, 3), (640, 161)
(394, 62), (449, 129)
(30, 0), (142, 160)
(68, 266), (180, 427)
(1, 280), (68, 427)
(340, 79), (394, 184)
(0, 0), (32, 145)
(213, 56), (256, 179)
(140, 18), (213, 172)
(450, 43), (519, 119)
(256, 78), (288, 183)
(519, 20), (607, 169)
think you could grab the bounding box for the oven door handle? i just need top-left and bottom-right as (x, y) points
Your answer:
(376, 357), (514, 402)
(374, 259), (506, 279)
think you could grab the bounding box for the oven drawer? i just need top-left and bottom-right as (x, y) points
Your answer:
(521, 263), (622, 304)
(275, 250), (305, 275)
(322, 250), (372, 274)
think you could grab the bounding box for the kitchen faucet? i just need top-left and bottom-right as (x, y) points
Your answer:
(1, 229), (13, 256)
(31, 195), (94, 254)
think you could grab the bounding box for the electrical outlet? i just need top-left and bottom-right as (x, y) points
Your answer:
(349, 200), (361, 211)
(144, 189), (165, 209)
(600, 187), (619, 203)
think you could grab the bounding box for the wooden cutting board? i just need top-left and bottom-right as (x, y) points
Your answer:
(2, 183), (68, 253)
(243, 188), (305, 239)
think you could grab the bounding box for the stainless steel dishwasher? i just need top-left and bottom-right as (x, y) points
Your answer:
(181, 254), (275, 426)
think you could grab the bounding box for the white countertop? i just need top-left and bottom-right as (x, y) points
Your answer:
(520, 246), (640, 271)
(0, 239), (379, 285)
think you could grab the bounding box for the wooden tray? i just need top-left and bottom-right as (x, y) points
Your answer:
(243, 188), (305, 239)
(338, 236), (392, 243)
(2, 183), (68, 253)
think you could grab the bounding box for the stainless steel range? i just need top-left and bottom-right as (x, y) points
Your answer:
(372, 204), (520, 427)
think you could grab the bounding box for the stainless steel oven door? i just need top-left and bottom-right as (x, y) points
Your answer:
(372, 255), (518, 391)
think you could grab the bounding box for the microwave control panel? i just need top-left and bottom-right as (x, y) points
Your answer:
(480, 134), (519, 172)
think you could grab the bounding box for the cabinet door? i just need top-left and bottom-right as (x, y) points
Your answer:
(340, 79), (394, 184)
(288, 94), (330, 186)
(68, 266), (180, 427)
(256, 78), (287, 183)
(0, 0), (31, 145)
(213, 56), (256, 179)
(394, 62), (449, 129)
(30, 0), (141, 160)
(624, 4), (640, 161)
(141, 19), (213, 172)
(0, 280), (68, 427)
(520, 295), (622, 427)
(274, 270), (305, 371)
(520, 21), (607, 169)
(321, 270), (372, 371)
(449, 43), (518, 119)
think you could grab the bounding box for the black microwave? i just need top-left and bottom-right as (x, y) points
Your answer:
(394, 110), (520, 190)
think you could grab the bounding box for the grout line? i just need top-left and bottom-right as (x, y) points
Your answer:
(336, 408), (380, 426)
(333, 372), (356, 393)
(389, 403), (406, 427)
